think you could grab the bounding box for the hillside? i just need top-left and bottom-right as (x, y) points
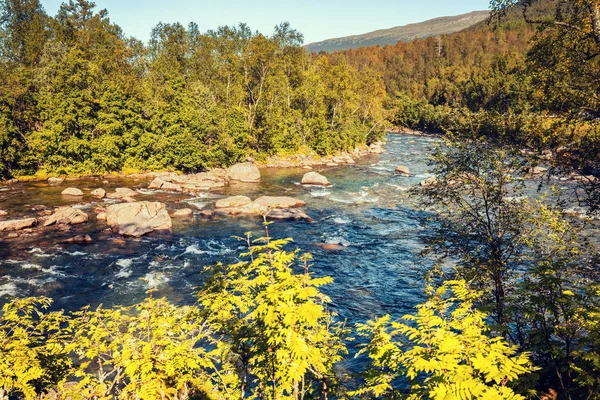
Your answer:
(305, 10), (490, 53)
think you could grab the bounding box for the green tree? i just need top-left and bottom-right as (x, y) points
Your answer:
(199, 226), (347, 399)
(352, 280), (536, 399)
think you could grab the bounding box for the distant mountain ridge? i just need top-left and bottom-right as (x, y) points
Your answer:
(305, 10), (490, 53)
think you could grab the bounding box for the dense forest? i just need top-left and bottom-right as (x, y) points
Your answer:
(0, 0), (386, 178)
(2, 0), (600, 399)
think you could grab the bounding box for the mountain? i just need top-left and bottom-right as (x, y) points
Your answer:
(305, 10), (490, 53)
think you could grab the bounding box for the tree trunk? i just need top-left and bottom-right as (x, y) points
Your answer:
(591, 5), (600, 46)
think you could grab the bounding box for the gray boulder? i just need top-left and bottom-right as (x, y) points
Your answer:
(106, 201), (172, 237)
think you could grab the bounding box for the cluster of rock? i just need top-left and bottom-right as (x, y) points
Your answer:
(147, 163), (260, 192)
(262, 142), (385, 169)
(206, 195), (312, 222)
(0, 206), (90, 239)
(0, 162), (338, 241)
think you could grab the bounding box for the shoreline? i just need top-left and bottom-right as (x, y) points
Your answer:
(1, 141), (388, 185)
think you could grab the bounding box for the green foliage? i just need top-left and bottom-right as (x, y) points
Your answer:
(352, 280), (536, 399)
(62, 295), (239, 400)
(0, 1), (386, 178)
(0, 297), (70, 400)
(199, 227), (347, 399)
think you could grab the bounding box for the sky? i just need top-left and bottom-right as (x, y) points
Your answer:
(38, 0), (491, 45)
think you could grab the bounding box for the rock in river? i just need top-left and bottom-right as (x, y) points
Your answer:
(171, 208), (193, 218)
(301, 172), (331, 186)
(62, 188), (83, 197)
(107, 188), (139, 199)
(266, 209), (312, 222)
(43, 207), (89, 226)
(91, 188), (106, 198)
(0, 218), (37, 232)
(227, 162), (261, 183)
(254, 196), (306, 209)
(61, 234), (93, 244)
(48, 177), (65, 184)
(106, 201), (172, 237)
(395, 165), (410, 176)
(215, 196), (252, 209)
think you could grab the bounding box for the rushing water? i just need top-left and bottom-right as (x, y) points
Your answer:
(0, 133), (440, 369)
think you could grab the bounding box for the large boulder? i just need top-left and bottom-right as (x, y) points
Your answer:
(254, 196), (306, 209)
(301, 172), (331, 186)
(62, 188), (83, 197)
(215, 196), (252, 209)
(106, 201), (172, 237)
(148, 178), (166, 189)
(228, 163), (261, 183)
(0, 218), (37, 232)
(395, 165), (411, 176)
(43, 207), (89, 226)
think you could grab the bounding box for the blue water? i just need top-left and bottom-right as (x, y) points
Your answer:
(0, 133), (441, 369)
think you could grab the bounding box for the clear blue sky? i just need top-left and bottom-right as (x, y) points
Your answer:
(39, 0), (491, 45)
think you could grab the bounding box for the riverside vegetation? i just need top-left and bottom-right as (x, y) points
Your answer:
(2, 0), (600, 399)
(0, 0), (386, 178)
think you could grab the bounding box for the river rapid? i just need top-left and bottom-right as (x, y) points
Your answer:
(0, 133), (440, 369)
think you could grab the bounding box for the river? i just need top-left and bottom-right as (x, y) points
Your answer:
(0, 133), (441, 369)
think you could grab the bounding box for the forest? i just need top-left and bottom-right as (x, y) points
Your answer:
(0, 0), (386, 178)
(2, 0), (600, 399)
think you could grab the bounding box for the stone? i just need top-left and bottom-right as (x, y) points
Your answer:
(0, 218), (37, 232)
(48, 177), (65, 184)
(532, 166), (548, 175)
(121, 196), (137, 203)
(369, 142), (385, 154)
(301, 172), (331, 186)
(395, 165), (411, 176)
(326, 162), (338, 167)
(91, 188), (106, 199)
(254, 196), (306, 209)
(266, 208), (312, 222)
(228, 162), (261, 183)
(419, 176), (438, 187)
(97, 212), (107, 221)
(215, 196), (252, 209)
(171, 208), (193, 218)
(43, 207), (89, 226)
(107, 188), (138, 199)
(106, 201), (172, 237)
(0, 210), (7, 216)
(148, 177), (166, 189)
(62, 234), (93, 244)
(213, 202), (268, 217)
(62, 188), (84, 197)
(316, 243), (347, 251)
(161, 182), (183, 191)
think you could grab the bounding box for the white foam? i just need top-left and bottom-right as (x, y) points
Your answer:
(62, 251), (87, 256)
(310, 189), (331, 198)
(20, 263), (43, 270)
(333, 216), (351, 224)
(116, 259), (133, 268)
(142, 271), (169, 288)
(0, 282), (18, 298)
(185, 244), (209, 255)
